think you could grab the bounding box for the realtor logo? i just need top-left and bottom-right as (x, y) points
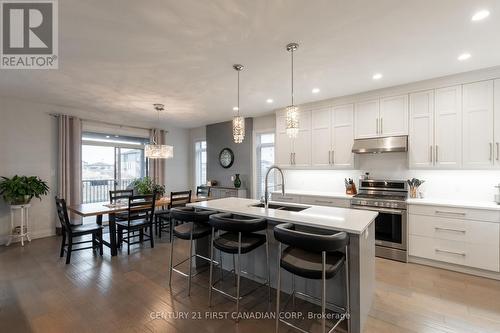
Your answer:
(1, 0), (58, 69)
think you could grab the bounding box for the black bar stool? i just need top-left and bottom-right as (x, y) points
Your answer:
(168, 206), (217, 295)
(208, 213), (271, 319)
(274, 223), (350, 333)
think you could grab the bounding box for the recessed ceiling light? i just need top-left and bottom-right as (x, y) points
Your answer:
(233, 106), (239, 111)
(458, 53), (471, 61)
(372, 73), (383, 80)
(472, 10), (490, 21)
(312, 88), (320, 94)
(266, 98), (274, 104)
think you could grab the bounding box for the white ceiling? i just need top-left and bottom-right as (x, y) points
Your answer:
(1, 0), (500, 128)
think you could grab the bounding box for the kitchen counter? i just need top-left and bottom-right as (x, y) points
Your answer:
(407, 198), (500, 211)
(271, 189), (354, 199)
(189, 197), (376, 234)
(188, 197), (376, 333)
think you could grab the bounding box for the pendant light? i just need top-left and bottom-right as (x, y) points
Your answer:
(232, 64), (245, 144)
(285, 42), (299, 138)
(145, 104), (174, 159)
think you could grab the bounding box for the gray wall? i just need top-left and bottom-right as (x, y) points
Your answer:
(206, 118), (253, 197)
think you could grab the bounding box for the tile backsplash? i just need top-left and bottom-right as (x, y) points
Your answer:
(284, 153), (500, 202)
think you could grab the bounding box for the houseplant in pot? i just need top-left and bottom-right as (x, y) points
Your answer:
(0, 175), (50, 205)
(131, 177), (165, 197)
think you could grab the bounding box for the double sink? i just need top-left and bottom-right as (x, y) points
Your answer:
(250, 202), (310, 212)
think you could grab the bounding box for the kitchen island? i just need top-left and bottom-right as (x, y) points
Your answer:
(188, 197), (377, 333)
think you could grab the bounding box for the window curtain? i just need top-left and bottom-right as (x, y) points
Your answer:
(148, 129), (166, 186)
(58, 115), (82, 225)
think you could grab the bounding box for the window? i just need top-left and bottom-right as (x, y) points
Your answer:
(256, 133), (275, 199)
(195, 140), (207, 186)
(81, 132), (148, 203)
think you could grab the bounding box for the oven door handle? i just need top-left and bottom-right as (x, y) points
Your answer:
(350, 205), (404, 215)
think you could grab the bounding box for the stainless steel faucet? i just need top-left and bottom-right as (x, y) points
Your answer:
(264, 165), (285, 209)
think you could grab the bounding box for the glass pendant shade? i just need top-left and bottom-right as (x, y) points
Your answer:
(285, 105), (299, 138)
(145, 143), (173, 159)
(232, 115), (245, 143)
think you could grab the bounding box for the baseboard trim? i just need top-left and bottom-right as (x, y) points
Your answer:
(409, 256), (500, 281)
(0, 228), (56, 246)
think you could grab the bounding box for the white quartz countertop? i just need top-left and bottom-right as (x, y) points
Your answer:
(407, 198), (500, 211)
(188, 197), (377, 234)
(271, 189), (354, 199)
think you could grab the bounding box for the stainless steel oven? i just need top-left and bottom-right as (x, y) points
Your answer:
(351, 179), (408, 262)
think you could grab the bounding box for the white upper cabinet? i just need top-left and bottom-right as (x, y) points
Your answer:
(434, 85), (462, 169)
(462, 80), (494, 169)
(293, 110), (312, 166)
(494, 79), (500, 166)
(275, 114), (293, 167)
(409, 90), (435, 168)
(311, 107), (332, 167)
(379, 95), (408, 136)
(354, 95), (408, 139)
(332, 104), (354, 168)
(354, 99), (379, 139)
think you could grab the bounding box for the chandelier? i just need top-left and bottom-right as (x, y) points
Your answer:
(232, 64), (245, 144)
(286, 42), (299, 138)
(145, 104), (174, 159)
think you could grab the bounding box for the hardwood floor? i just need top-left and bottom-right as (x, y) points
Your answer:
(1, 235), (500, 333)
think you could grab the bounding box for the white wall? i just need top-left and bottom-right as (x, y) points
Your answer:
(0, 96), (191, 244)
(0, 97), (58, 243)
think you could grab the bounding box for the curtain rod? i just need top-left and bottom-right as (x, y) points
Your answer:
(47, 113), (168, 133)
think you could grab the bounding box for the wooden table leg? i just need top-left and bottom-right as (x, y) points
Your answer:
(108, 214), (118, 256)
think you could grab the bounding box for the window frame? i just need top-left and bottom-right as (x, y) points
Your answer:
(194, 140), (207, 187)
(254, 131), (275, 200)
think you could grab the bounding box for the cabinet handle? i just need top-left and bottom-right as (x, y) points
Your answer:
(435, 227), (466, 233)
(376, 118), (379, 134)
(328, 151), (331, 164)
(429, 145), (433, 163)
(496, 143), (499, 161)
(435, 145), (438, 163)
(435, 210), (466, 216)
(290, 153), (292, 165)
(381, 118), (383, 134)
(332, 150), (335, 165)
(293, 153), (296, 165)
(490, 143), (493, 161)
(435, 248), (466, 256)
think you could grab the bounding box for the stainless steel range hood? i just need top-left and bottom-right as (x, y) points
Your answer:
(352, 135), (408, 154)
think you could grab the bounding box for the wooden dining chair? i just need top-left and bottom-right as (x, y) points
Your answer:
(116, 194), (156, 255)
(156, 190), (192, 241)
(110, 189), (134, 222)
(55, 197), (103, 264)
(196, 186), (211, 198)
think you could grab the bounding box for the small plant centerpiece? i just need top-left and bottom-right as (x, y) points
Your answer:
(0, 175), (50, 205)
(131, 177), (165, 197)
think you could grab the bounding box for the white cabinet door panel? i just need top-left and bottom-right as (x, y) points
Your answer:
(293, 110), (312, 166)
(332, 104), (354, 168)
(380, 94), (409, 136)
(462, 80), (494, 168)
(354, 99), (379, 139)
(494, 79), (500, 166)
(409, 90), (434, 168)
(434, 85), (462, 168)
(275, 115), (293, 167)
(311, 108), (332, 167)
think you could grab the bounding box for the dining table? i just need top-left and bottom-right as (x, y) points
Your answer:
(67, 195), (206, 256)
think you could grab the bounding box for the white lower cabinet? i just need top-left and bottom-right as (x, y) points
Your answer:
(409, 204), (500, 272)
(270, 193), (300, 203)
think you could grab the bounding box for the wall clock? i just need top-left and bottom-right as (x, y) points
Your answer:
(219, 148), (234, 168)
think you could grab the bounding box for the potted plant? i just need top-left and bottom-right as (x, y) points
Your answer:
(131, 177), (165, 197)
(0, 175), (50, 205)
